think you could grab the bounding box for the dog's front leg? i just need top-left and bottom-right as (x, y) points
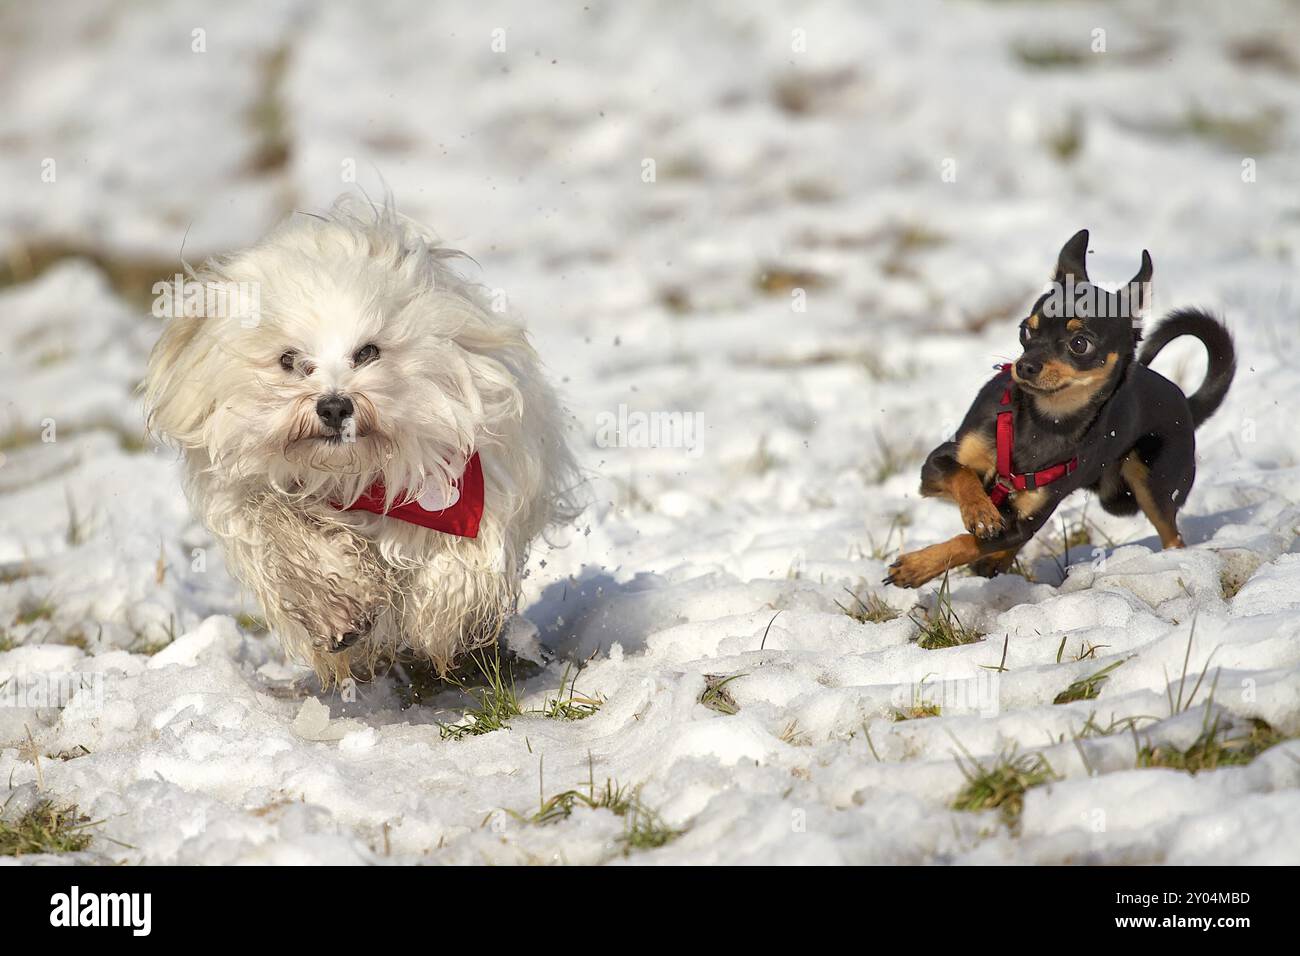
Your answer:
(394, 546), (517, 676)
(883, 533), (984, 588)
(919, 438), (1004, 540)
(884, 513), (1041, 589)
(221, 495), (392, 678)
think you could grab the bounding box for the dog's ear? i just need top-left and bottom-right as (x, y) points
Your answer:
(1054, 229), (1090, 284)
(143, 312), (211, 447)
(1128, 249), (1152, 310)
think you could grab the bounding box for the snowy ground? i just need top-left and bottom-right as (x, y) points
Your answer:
(3, 0), (1300, 864)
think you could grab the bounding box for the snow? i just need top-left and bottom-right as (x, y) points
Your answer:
(3, 0), (1300, 864)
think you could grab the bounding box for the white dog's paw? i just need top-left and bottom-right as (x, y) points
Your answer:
(329, 621), (373, 654)
(318, 600), (383, 654)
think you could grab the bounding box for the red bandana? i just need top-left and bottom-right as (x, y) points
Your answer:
(332, 453), (484, 538)
(989, 365), (1078, 508)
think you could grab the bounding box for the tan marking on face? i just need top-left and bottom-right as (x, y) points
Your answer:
(1030, 351), (1120, 418)
(1120, 454), (1183, 549)
(1026, 313), (1039, 330)
(1066, 319), (1084, 331)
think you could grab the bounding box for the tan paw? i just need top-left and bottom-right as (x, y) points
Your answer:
(883, 549), (946, 589)
(961, 496), (1004, 539)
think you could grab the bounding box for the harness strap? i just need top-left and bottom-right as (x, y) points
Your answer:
(988, 364), (1078, 508)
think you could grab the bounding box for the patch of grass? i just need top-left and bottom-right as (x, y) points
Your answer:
(1220, 569), (1248, 601)
(1070, 712), (1154, 741)
(0, 422), (145, 459)
(434, 649), (596, 736)
(770, 66), (859, 116)
(1181, 104), (1279, 153)
(129, 614), (176, 656)
(890, 223), (947, 254)
(952, 747), (1056, 830)
(1054, 656), (1131, 705)
(0, 801), (96, 857)
(700, 673), (744, 715)
(909, 574), (984, 650)
(1045, 110), (1084, 162)
(1073, 641), (1110, 662)
(50, 745), (91, 762)
(658, 286), (692, 315)
(438, 649), (526, 740)
(745, 435), (782, 476)
(245, 45), (292, 174)
(836, 586), (899, 624)
(1164, 618), (1217, 717)
(892, 702), (940, 722)
(1012, 40), (1089, 70)
(541, 662), (603, 721)
(515, 759), (681, 853)
(880, 224), (947, 280)
(65, 489), (91, 548)
(779, 720), (811, 746)
(1136, 715), (1287, 775)
(754, 265), (828, 296)
(234, 613), (268, 634)
(1228, 36), (1298, 74)
(0, 425), (40, 453)
(14, 598), (55, 626)
(0, 239), (181, 308)
(0, 562), (38, 584)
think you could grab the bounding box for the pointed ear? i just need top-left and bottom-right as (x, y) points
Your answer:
(1128, 249), (1153, 312)
(1054, 229), (1090, 284)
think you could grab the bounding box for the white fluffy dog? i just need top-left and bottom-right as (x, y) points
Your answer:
(144, 197), (579, 686)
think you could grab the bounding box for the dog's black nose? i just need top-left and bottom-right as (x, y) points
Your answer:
(1016, 359), (1041, 379)
(316, 394), (354, 430)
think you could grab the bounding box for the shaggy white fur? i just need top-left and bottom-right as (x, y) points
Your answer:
(143, 196), (580, 685)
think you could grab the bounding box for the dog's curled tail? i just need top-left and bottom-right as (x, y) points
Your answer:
(1139, 308), (1236, 428)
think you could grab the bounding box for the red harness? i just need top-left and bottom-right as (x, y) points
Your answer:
(989, 364), (1078, 508)
(332, 452), (484, 538)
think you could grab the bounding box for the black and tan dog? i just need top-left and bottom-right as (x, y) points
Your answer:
(884, 230), (1235, 588)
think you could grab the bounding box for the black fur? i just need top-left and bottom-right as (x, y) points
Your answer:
(1139, 306), (1236, 427)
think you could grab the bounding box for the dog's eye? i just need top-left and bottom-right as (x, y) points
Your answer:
(279, 350), (297, 372)
(1068, 335), (1094, 356)
(1019, 323), (1032, 344)
(353, 343), (380, 367)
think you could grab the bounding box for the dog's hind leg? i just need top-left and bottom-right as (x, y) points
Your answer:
(1120, 452), (1185, 549)
(970, 545), (1022, 578)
